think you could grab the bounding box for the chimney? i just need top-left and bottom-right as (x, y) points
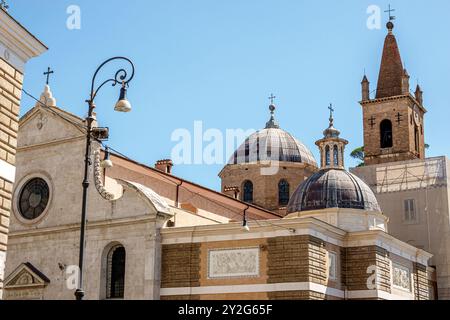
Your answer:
(361, 75), (370, 101)
(155, 159), (173, 174)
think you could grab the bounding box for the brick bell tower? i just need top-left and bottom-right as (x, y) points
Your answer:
(360, 20), (426, 166)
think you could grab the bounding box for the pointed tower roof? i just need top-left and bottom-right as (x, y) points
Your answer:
(376, 22), (405, 99)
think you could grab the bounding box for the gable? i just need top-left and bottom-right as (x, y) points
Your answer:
(18, 106), (85, 148)
(4, 262), (50, 289)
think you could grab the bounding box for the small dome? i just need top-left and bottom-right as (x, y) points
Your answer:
(228, 128), (317, 166)
(287, 169), (381, 213)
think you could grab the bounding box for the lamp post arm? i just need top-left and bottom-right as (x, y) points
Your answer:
(89, 56), (135, 103)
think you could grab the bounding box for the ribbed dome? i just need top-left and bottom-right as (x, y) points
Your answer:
(287, 169), (381, 213)
(228, 128), (317, 166)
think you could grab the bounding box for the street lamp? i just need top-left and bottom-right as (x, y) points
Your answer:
(74, 57), (135, 301)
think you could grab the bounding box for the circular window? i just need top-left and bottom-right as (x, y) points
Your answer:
(18, 178), (50, 220)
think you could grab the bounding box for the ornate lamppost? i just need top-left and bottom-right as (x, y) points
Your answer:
(74, 57), (135, 300)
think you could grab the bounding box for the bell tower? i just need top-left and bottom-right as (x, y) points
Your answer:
(360, 20), (426, 166)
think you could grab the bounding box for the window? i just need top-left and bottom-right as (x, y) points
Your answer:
(243, 181), (253, 204)
(415, 127), (420, 154)
(107, 245), (126, 299)
(404, 199), (417, 223)
(380, 119), (393, 148)
(333, 145), (339, 166)
(18, 178), (50, 220)
(278, 180), (290, 206)
(325, 145), (331, 166)
(328, 252), (337, 281)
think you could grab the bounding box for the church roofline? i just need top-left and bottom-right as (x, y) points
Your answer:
(109, 151), (283, 220)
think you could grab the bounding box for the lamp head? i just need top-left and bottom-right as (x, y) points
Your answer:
(101, 147), (114, 169)
(242, 218), (250, 232)
(114, 83), (132, 113)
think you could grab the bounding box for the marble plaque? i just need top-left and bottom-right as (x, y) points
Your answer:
(393, 263), (411, 291)
(208, 247), (259, 279)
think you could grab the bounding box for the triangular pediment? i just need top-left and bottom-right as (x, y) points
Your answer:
(4, 262), (50, 289)
(18, 106), (86, 148)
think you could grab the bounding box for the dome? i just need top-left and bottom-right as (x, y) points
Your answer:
(228, 127), (317, 166)
(287, 169), (381, 213)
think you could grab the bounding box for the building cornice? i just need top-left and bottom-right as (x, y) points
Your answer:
(160, 216), (432, 265)
(360, 94), (427, 113)
(0, 10), (47, 71)
(8, 215), (158, 239)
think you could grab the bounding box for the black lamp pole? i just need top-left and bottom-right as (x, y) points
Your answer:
(74, 57), (135, 301)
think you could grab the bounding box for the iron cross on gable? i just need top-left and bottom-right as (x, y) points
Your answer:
(385, 4), (396, 21)
(44, 67), (54, 85)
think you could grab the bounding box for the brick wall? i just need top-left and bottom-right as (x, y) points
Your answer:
(267, 235), (327, 285)
(361, 97), (425, 166)
(220, 163), (317, 213)
(160, 238), (432, 300)
(0, 57), (23, 298)
(342, 246), (391, 293)
(161, 243), (201, 289)
(413, 263), (429, 300)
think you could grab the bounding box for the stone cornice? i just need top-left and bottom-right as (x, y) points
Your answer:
(160, 216), (432, 265)
(8, 215), (157, 238)
(0, 10), (47, 67)
(17, 135), (86, 152)
(360, 94), (427, 113)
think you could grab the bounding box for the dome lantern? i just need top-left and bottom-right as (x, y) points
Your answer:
(315, 104), (348, 170)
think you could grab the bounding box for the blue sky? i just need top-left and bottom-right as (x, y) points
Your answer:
(11, 0), (450, 191)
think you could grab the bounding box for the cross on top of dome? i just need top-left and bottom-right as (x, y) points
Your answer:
(265, 93), (279, 129)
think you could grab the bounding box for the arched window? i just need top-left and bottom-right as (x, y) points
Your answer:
(278, 180), (290, 206)
(107, 245), (126, 299)
(325, 145), (331, 166)
(333, 145), (339, 166)
(380, 119), (393, 149)
(415, 127), (420, 153)
(243, 180), (253, 204)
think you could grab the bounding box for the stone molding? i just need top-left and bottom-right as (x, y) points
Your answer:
(0, 10), (47, 71)
(160, 217), (432, 265)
